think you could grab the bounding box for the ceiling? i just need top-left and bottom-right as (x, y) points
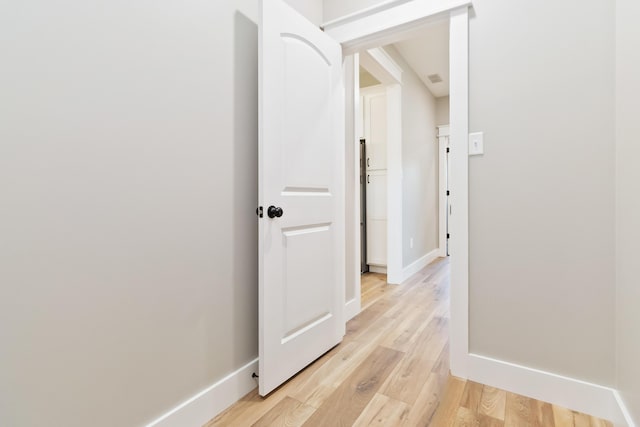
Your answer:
(392, 20), (450, 98)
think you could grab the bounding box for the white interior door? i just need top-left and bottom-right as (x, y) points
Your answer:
(259, 0), (345, 396)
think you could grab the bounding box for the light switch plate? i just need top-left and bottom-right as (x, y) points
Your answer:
(469, 132), (484, 156)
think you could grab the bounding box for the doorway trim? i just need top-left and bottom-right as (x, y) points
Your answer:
(323, 0), (472, 54)
(325, 0), (471, 379)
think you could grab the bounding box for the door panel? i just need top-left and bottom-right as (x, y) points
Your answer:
(282, 225), (332, 339)
(259, 0), (345, 396)
(282, 36), (332, 190)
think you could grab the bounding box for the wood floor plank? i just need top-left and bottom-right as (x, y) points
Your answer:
(301, 346), (403, 427)
(573, 412), (591, 427)
(531, 399), (555, 427)
(593, 418), (614, 427)
(287, 341), (370, 408)
(479, 386), (507, 421)
(383, 261), (447, 319)
(290, 309), (405, 409)
(379, 311), (426, 351)
(454, 407), (480, 427)
(380, 316), (448, 404)
(344, 297), (394, 339)
(251, 396), (315, 427)
(360, 273), (392, 309)
(206, 389), (284, 427)
(504, 392), (533, 427)
(351, 393), (410, 427)
(429, 375), (467, 427)
(551, 405), (575, 427)
(460, 381), (485, 413)
(203, 257), (614, 427)
(432, 342), (451, 388)
(401, 372), (443, 426)
(478, 413), (505, 427)
(378, 294), (433, 352)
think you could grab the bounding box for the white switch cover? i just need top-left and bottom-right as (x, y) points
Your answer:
(469, 132), (484, 155)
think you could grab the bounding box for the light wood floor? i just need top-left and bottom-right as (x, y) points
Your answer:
(206, 258), (612, 427)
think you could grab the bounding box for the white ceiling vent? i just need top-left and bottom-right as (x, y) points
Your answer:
(427, 73), (443, 84)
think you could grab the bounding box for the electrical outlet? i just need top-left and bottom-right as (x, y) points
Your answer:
(469, 132), (484, 155)
(410, 238), (414, 249)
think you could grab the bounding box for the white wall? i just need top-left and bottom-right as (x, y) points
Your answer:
(616, 0), (640, 422)
(436, 96), (450, 125)
(467, 0), (615, 385)
(384, 46), (439, 268)
(0, 0), (321, 426)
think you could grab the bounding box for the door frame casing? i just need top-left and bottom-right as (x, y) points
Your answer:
(325, 0), (471, 378)
(323, 0), (472, 54)
(343, 53), (361, 321)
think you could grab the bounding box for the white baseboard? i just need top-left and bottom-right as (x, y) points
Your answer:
(145, 358), (259, 427)
(401, 249), (440, 282)
(345, 297), (360, 321)
(614, 390), (638, 427)
(465, 353), (629, 426)
(369, 265), (387, 274)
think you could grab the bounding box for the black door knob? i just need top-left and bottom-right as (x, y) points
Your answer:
(267, 206), (283, 218)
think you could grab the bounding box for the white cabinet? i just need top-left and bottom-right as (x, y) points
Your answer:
(360, 85), (388, 269)
(366, 170), (387, 266)
(364, 91), (387, 171)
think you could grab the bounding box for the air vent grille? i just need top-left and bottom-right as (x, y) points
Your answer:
(427, 74), (443, 83)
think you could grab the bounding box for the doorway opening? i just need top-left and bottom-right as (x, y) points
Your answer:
(354, 23), (452, 313)
(326, 1), (471, 379)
